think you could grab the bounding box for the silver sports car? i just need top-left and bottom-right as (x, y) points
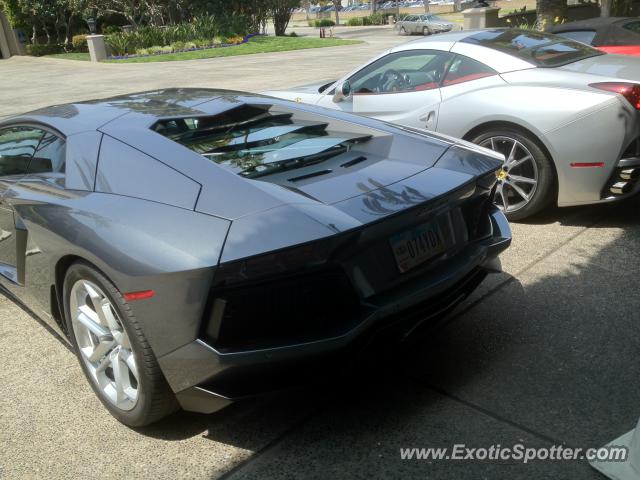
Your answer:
(0, 89), (510, 426)
(266, 29), (640, 220)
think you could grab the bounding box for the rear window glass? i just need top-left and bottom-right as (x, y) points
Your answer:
(152, 104), (375, 179)
(554, 30), (597, 45)
(461, 29), (604, 67)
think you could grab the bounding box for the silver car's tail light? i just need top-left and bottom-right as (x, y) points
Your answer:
(590, 82), (640, 110)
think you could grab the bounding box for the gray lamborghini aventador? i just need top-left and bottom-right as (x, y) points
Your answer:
(0, 89), (511, 426)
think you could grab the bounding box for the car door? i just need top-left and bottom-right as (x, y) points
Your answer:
(436, 54), (506, 138)
(319, 49), (454, 131)
(418, 15), (429, 34)
(403, 15), (417, 33)
(0, 126), (44, 283)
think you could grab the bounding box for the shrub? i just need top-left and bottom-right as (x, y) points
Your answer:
(147, 45), (163, 55)
(136, 48), (149, 56)
(227, 35), (244, 44)
(103, 15), (251, 54)
(367, 13), (386, 25)
(71, 34), (88, 52)
(184, 41), (197, 50)
(106, 33), (132, 55)
(347, 17), (364, 26)
(289, 31), (298, 37)
(170, 41), (185, 51)
(212, 36), (226, 45)
(26, 43), (65, 56)
(195, 38), (212, 48)
(161, 45), (173, 54)
(310, 19), (335, 28)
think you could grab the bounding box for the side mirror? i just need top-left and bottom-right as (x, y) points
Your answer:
(333, 80), (352, 103)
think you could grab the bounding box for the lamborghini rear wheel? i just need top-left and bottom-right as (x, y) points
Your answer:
(472, 128), (555, 221)
(63, 262), (177, 427)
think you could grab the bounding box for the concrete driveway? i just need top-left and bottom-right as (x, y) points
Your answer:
(0, 26), (403, 119)
(1, 28), (639, 480)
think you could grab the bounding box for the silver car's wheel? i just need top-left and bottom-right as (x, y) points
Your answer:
(70, 279), (139, 411)
(479, 136), (539, 214)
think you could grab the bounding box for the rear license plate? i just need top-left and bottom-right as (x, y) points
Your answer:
(390, 221), (447, 273)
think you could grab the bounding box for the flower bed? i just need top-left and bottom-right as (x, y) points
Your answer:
(108, 34), (261, 60)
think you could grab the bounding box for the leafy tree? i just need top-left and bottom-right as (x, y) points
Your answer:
(269, 0), (300, 36)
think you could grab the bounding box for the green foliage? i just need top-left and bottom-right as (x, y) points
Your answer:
(309, 19), (335, 27)
(71, 34), (88, 51)
(105, 32), (132, 55)
(26, 43), (66, 56)
(289, 31), (298, 37)
(170, 41), (185, 51)
(103, 25), (122, 35)
(103, 14), (249, 55)
(194, 38), (211, 48)
(366, 13), (386, 25)
(147, 45), (162, 54)
(347, 14), (388, 27)
(107, 36), (361, 64)
(7, 0), (289, 50)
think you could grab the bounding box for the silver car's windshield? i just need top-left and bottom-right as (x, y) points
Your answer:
(461, 29), (605, 67)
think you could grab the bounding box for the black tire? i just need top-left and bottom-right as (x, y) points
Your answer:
(63, 261), (178, 427)
(471, 128), (556, 221)
(400, 26), (407, 35)
(423, 26), (432, 36)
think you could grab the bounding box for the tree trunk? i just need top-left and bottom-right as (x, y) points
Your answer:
(43, 26), (51, 45)
(423, 0), (430, 12)
(333, 0), (341, 24)
(536, 0), (567, 30)
(611, 0), (633, 15)
(601, 0), (612, 16)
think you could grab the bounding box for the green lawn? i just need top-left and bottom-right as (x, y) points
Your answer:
(110, 35), (361, 63)
(41, 36), (360, 63)
(44, 52), (90, 61)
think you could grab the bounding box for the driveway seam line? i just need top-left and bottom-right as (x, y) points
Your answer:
(216, 405), (322, 480)
(416, 381), (573, 447)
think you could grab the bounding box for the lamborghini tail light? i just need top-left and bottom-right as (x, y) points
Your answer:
(590, 82), (640, 110)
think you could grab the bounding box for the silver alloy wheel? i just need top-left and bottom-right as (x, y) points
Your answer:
(70, 280), (139, 411)
(479, 136), (539, 213)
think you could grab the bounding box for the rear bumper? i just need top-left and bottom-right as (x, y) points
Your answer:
(160, 207), (511, 414)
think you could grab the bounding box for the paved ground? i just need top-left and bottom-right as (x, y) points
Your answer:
(0, 26), (403, 119)
(1, 27), (639, 480)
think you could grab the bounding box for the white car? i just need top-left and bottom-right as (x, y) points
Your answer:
(265, 29), (640, 220)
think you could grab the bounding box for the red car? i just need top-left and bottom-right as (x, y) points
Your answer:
(551, 17), (640, 56)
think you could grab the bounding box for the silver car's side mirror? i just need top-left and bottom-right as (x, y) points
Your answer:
(333, 80), (352, 103)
